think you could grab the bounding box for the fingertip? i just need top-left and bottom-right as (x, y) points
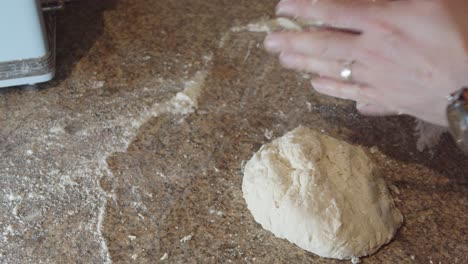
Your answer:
(311, 78), (328, 94)
(276, 0), (298, 16)
(311, 77), (328, 89)
(279, 52), (303, 70)
(356, 102), (396, 116)
(264, 34), (281, 53)
(355, 102), (372, 115)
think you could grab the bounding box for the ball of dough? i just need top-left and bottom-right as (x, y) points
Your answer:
(242, 126), (403, 259)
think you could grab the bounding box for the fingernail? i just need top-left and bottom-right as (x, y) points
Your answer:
(355, 102), (370, 114)
(279, 53), (298, 68)
(264, 34), (282, 52)
(276, 0), (294, 16)
(311, 79), (328, 93)
(356, 102), (368, 110)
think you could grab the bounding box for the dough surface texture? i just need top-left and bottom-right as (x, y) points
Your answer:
(242, 126), (403, 259)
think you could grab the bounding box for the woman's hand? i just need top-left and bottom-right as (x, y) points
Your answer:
(264, 0), (468, 126)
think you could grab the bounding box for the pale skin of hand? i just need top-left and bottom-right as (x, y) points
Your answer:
(264, 0), (468, 126)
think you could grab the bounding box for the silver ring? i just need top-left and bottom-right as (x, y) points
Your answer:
(340, 61), (355, 81)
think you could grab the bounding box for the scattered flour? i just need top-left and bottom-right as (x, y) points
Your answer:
(209, 209), (224, 216)
(84, 71), (207, 262)
(160, 253), (169, 261)
(306, 102), (312, 112)
(231, 17), (323, 33)
(414, 119), (447, 152)
(264, 129), (273, 140)
(232, 17), (302, 33)
(127, 71), (207, 133)
(91, 80), (105, 89)
(180, 234), (193, 243)
(0, 64), (210, 263)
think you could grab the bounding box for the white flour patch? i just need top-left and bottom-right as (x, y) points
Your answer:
(0, 55), (211, 263)
(264, 129), (273, 140)
(243, 41), (255, 62)
(97, 198), (112, 264)
(414, 119), (447, 153)
(231, 20), (272, 33)
(218, 32), (230, 48)
(180, 234), (193, 243)
(119, 70), (208, 148)
(306, 102), (313, 112)
(209, 209), (224, 216)
(92, 70), (209, 263)
(160, 252), (169, 261)
(231, 17), (322, 33)
(6, 193), (21, 201)
(91, 80), (105, 89)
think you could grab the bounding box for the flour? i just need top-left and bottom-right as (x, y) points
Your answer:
(180, 234), (193, 243)
(209, 209), (224, 216)
(414, 119), (447, 152)
(242, 126), (403, 260)
(160, 253), (169, 261)
(231, 17), (323, 33)
(125, 71), (207, 133)
(0, 66), (210, 263)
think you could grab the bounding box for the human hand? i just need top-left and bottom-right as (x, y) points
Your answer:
(264, 0), (468, 126)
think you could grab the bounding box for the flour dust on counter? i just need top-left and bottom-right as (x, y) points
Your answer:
(231, 17), (323, 34)
(242, 126), (403, 260)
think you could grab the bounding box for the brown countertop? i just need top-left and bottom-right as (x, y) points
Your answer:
(0, 1), (466, 263)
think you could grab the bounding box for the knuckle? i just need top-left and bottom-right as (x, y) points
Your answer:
(371, 18), (403, 36)
(305, 59), (316, 72)
(363, 87), (379, 102)
(357, 47), (379, 61)
(366, 9), (403, 35)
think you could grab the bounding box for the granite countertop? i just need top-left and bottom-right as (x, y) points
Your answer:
(0, 1), (466, 263)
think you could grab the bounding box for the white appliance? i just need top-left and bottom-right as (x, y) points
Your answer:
(0, 0), (63, 88)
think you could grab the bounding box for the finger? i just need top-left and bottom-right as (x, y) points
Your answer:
(279, 53), (367, 81)
(356, 102), (397, 116)
(311, 77), (376, 102)
(264, 30), (359, 60)
(276, 0), (382, 31)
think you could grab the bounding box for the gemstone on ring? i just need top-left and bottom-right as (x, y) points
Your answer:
(340, 61), (354, 81)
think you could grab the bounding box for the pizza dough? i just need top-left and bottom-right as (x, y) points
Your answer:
(242, 126), (403, 259)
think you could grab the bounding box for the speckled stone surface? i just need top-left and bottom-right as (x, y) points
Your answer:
(0, 1), (467, 263)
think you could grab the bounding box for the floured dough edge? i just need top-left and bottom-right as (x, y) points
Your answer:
(242, 126), (403, 260)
